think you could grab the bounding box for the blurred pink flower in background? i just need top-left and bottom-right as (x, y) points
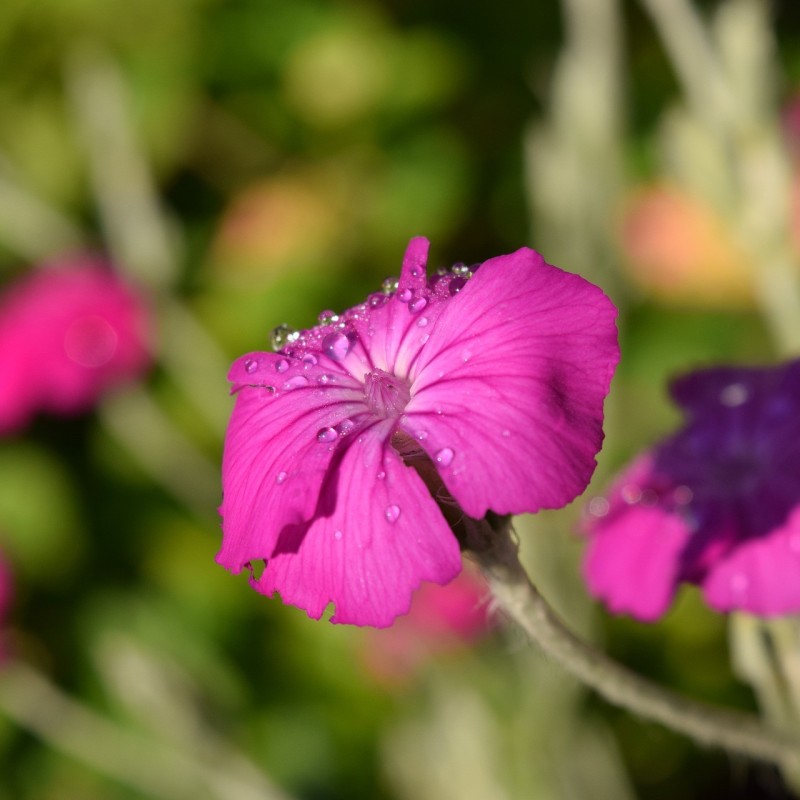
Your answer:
(619, 184), (754, 308)
(583, 360), (800, 620)
(218, 236), (619, 627)
(0, 254), (151, 435)
(360, 567), (491, 685)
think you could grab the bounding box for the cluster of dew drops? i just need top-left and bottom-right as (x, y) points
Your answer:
(244, 260), (478, 533)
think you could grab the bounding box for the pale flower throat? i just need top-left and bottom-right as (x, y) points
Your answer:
(364, 369), (411, 419)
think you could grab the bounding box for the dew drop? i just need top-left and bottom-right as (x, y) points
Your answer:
(317, 427), (338, 443)
(397, 288), (413, 303)
(673, 485), (693, 505)
(334, 529), (343, 540)
(317, 373), (334, 385)
(452, 263), (473, 278)
(588, 497), (609, 517)
(417, 316), (429, 327)
(620, 484), (642, 504)
(382, 277), (399, 295)
(409, 296), (428, 313)
(461, 349), (472, 362)
(377, 470), (386, 480)
(275, 359), (289, 373)
(322, 331), (351, 361)
(730, 572), (749, 597)
(410, 265), (422, 278)
(244, 358), (258, 373)
(283, 375), (309, 390)
(720, 383), (749, 407)
(435, 447), (454, 466)
(385, 504), (401, 523)
(276, 471), (288, 485)
(302, 353), (318, 367)
(416, 430), (428, 441)
(337, 418), (356, 436)
(449, 277), (466, 295)
(369, 293), (387, 308)
(271, 323), (295, 350)
(318, 309), (339, 325)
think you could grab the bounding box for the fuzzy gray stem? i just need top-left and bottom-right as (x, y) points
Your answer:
(469, 518), (800, 764)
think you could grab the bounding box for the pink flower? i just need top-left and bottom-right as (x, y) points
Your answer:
(583, 360), (800, 620)
(218, 237), (619, 627)
(0, 254), (151, 434)
(359, 567), (491, 685)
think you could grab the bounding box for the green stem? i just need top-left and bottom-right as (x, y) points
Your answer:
(470, 518), (800, 764)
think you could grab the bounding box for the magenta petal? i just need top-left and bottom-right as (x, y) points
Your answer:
(702, 506), (800, 615)
(583, 503), (691, 621)
(404, 248), (619, 518)
(218, 351), (364, 574)
(253, 421), (462, 628)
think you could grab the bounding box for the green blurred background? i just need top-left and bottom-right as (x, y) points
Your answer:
(1, 0), (800, 797)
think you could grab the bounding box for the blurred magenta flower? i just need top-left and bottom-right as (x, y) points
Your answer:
(584, 360), (800, 621)
(0, 254), (151, 434)
(359, 567), (491, 684)
(219, 237), (618, 627)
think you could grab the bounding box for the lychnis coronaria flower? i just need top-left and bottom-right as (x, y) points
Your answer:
(584, 360), (800, 620)
(218, 237), (618, 627)
(0, 254), (151, 434)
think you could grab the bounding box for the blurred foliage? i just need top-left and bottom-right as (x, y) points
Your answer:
(1, 0), (800, 798)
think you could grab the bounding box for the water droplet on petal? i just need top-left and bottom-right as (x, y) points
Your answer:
(318, 309), (339, 325)
(397, 288), (412, 303)
(461, 349), (472, 362)
(244, 358), (258, 373)
(337, 418), (356, 436)
(416, 430), (428, 441)
(382, 277), (399, 295)
(435, 447), (454, 466)
(385, 504), (401, 523)
(334, 529), (343, 540)
(449, 277), (466, 294)
(720, 383), (749, 407)
(588, 497), (609, 517)
(283, 375), (310, 390)
(271, 323), (295, 350)
(620, 484), (642, 504)
(673, 485), (693, 505)
(322, 331), (352, 361)
(410, 265), (422, 278)
(409, 296), (428, 314)
(302, 353), (318, 367)
(377, 470), (386, 480)
(369, 293), (387, 308)
(731, 572), (749, 598)
(276, 471), (288, 484)
(417, 316), (429, 327)
(317, 374), (334, 385)
(317, 427), (338, 443)
(276, 359), (289, 373)
(452, 263), (473, 278)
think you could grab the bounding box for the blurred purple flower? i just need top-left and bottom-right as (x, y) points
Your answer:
(0, 254), (151, 434)
(584, 360), (800, 620)
(219, 237), (618, 627)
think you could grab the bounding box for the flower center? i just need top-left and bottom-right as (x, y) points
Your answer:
(364, 369), (410, 419)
